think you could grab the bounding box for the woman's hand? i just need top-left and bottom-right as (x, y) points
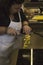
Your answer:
(7, 27), (20, 35)
(7, 27), (17, 35)
(23, 25), (32, 34)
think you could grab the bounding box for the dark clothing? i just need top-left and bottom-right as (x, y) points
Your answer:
(0, 9), (28, 27)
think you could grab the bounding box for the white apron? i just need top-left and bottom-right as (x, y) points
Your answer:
(0, 12), (22, 55)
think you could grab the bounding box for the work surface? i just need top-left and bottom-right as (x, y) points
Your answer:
(14, 32), (43, 49)
(30, 32), (43, 49)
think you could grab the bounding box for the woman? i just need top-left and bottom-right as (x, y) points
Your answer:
(0, 0), (31, 35)
(0, 0), (31, 47)
(0, 0), (31, 65)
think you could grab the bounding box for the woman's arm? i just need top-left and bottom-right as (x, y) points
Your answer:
(22, 21), (29, 26)
(0, 14), (10, 34)
(0, 26), (7, 34)
(20, 9), (32, 34)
